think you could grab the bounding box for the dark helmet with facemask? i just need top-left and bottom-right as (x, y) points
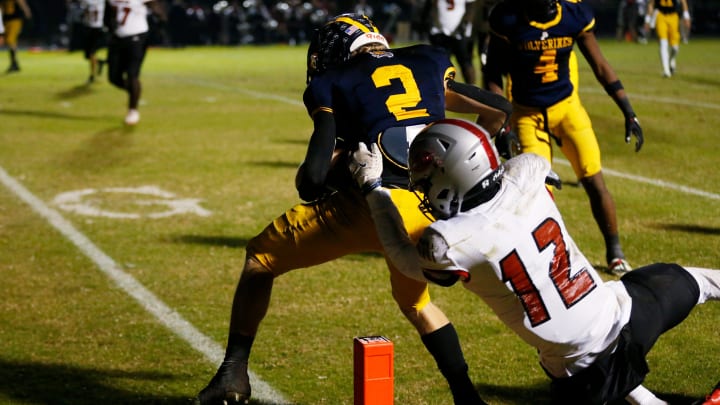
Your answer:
(524, 0), (559, 22)
(306, 13), (389, 83)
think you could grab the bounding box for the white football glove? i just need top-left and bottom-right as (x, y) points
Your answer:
(349, 142), (383, 194)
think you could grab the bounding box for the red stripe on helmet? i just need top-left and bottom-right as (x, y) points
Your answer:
(440, 118), (500, 169)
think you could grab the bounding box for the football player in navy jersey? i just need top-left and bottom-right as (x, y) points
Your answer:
(349, 118), (720, 405)
(482, 0), (644, 276)
(644, 0), (691, 77)
(197, 13), (512, 405)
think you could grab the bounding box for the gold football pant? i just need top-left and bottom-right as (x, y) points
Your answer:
(512, 90), (602, 180)
(247, 188), (432, 311)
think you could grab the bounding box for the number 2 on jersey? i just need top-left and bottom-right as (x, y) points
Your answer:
(371, 65), (430, 121)
(499, 218), (596, 327)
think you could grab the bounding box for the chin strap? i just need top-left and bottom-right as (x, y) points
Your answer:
(460, 167), (504, 213)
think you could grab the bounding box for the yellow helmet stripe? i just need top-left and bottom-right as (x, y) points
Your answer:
(335, 16), (378, 33)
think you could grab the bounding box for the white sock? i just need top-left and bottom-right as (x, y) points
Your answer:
(685, 267), (720, 304)
(670, 45), (679, 69)
(659, 39), (670, 75)
(625, 384), (669, 405)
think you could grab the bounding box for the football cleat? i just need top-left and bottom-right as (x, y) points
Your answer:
(695, 381), (720, 405)
(607, 258), (632, 276)
(124, 109), (140, 126)
(197, 359), (251, 405)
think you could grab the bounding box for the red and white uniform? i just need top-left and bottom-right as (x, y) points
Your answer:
(424, 154), (633, 377)
(430, 0), (475, 37)
(81, 0), (105, 28)
(108, 0), (150, 37)
(379, 153), (634, 378)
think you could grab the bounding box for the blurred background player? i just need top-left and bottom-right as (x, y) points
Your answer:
(105, 0), (165, 125)
(471, 0), (500, 68)
(428, 0), (477, 84)
(0, 7), (4, 46)
(80, 0), (106, 83)
(349, 117), (720, 405)
(483, 0), (644, 275)
(197, 12), (512, 405)
(616, 0), (648, 43)
(1, 0), (31, 73)
(645, 0), (691, 77)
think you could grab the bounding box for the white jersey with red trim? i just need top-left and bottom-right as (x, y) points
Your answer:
(82, 0), (106, 28)
(108, 0), (150, 37)
(431, 0), (474, 36)
(418, 153), (632, 377)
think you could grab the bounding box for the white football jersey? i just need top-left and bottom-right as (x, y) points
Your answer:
(419, 153), (632, 377)
(431, 0), (475, 36)
(82, 0), (106, 28)
(108, 0), (150, 37)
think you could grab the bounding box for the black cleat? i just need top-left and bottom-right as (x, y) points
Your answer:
(197, 360), (251, 405)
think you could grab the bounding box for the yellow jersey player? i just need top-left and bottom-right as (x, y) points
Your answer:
(197, 13), (512, 405)
(645, 0), (691, 77)
(1, 0), (31, 72)
(483, 0), (644, 275)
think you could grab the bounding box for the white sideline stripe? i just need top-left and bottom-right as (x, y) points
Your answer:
(174, 77), (720, 111)
(0, 166), (289, 405)
(581, 87), (720, 110)
(178, 77), (304, 107)
(554, 159), (720, 200)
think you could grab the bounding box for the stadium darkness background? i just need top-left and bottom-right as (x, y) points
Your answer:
(14, 0), (720, 49)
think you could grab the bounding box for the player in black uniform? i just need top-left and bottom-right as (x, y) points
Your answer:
(197, 13), (512, 405)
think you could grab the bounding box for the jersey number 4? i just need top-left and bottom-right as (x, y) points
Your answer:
(499, 218), (596, 327)
(535, 50), (559, 83)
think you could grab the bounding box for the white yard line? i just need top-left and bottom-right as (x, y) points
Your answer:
(581, 87), (720, 111)
(554, 159), (720, 200)
(0, 166), (289, 405)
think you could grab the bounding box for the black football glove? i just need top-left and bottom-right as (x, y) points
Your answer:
(494, 126), (520, 160)
(625, 115), (644, 152)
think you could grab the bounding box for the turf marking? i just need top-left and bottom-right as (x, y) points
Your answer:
(582, 87), (720, 111)
(0, 166), (289, 405)
(51, 185), (213, 219)
(554, 159), (720, 200)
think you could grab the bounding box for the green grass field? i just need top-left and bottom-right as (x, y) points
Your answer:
(0, 39), (719, 405)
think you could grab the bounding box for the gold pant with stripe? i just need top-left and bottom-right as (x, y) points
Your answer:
(247, 188), (432, 311)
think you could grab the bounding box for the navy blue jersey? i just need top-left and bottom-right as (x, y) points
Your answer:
(653, 0), (680, 14)
(303, 44), (455, 150)
(486, 0), (594, 108)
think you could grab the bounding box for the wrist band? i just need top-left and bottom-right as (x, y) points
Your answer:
(604, 80), (624, 95)
(361, 180), (382, 196)
(683, 10), (690, 20)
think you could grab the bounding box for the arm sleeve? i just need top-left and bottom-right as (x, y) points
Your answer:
(447, 79), (512, 117)
(445, 79), (512, 136)
(364, 188), (427, 282)
(296, 110), (336, 201)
